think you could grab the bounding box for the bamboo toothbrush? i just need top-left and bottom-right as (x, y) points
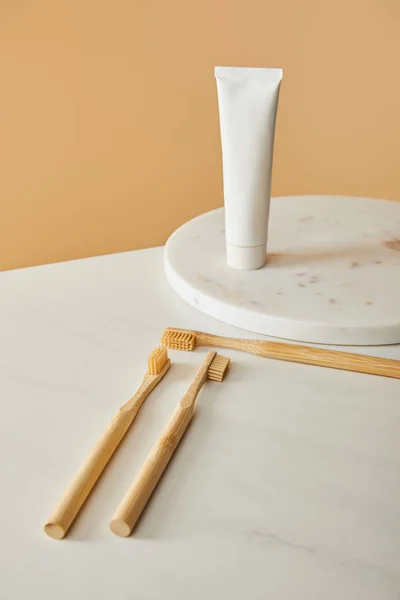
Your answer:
(161, 328), (400, 379)
(109, 350), (230, 537)
(44, 346), (171, 540)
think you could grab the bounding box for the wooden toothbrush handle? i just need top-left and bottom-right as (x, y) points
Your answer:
(109, 400), (194, 537)
(245, 340), (400, 378)
(44, 365), (170, 540)
(109, 352), (215, 537)
(44, 408), (136, 540)
(201, 332), (399, 378)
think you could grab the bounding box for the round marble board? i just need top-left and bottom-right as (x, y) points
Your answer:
(165, 195), (400, 345)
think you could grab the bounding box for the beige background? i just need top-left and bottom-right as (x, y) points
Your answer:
(1, 1), (399, 271)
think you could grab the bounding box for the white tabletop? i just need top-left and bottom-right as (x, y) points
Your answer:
(0, 247), (399, 600)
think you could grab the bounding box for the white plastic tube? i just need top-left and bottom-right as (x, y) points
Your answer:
(215, 66), (283, 270)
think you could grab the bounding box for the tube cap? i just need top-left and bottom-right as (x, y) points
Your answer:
(226, 244), (266, 270)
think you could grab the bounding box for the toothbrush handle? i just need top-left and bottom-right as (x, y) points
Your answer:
(44, 364), (170, 540)
(44, 409), (136, 540)
(109, 353), (215, 537)
(109, 399), (195, 537)
(199, 332), (400, 379)
(110, 350), (217, 537)
(247, 340), (400, 378)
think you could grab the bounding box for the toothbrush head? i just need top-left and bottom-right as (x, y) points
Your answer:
(161, 328), (196, 352)
(208, 353), (230, 382)
(147, 346), (169, 375)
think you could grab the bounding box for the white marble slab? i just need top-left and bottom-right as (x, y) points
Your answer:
(165, 196), (400, 344)
(0, 247), (399, 599)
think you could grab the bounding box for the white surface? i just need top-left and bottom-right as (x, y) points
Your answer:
(0, 247), (400, 600)
(215, 66), (282, 269)
(165, 196), (400, 344)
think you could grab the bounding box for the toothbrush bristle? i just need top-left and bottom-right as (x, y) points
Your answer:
(161, 328), (196, 351)
(147, 346), (168, 375)
(208, 353), (230, 382)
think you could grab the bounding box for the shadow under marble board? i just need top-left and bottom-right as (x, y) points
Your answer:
(165, 195), (400, 345)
